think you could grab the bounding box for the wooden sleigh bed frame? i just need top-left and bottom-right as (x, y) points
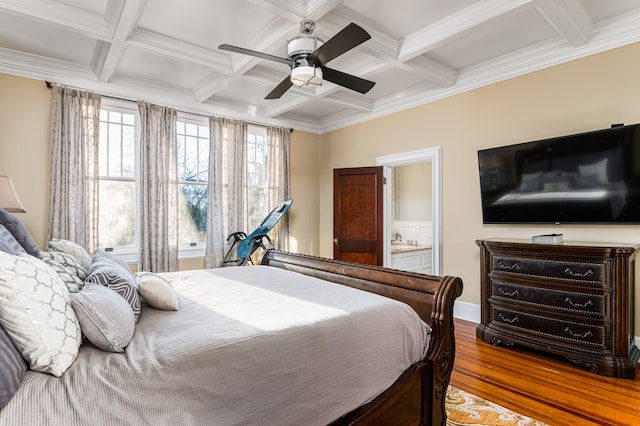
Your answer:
(261, 250), (464, 426)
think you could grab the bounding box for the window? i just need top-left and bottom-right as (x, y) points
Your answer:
(96, 103), (275, 260)
(98, 108), (137, 251)
(247, 125), (269, 230)
(176, 120), (209, 248)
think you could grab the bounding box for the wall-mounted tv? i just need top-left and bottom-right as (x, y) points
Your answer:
(478, 123), (640, 224)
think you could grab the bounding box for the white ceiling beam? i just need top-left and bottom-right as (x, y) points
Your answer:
(0, 0), (112, 40)
(320, 91), (373, 111)
(398, 0), (534, 62)
(262, 94), (312, 118)
(534, 0), (593, 47)
(248, 0), (342, 22)
(192, 74), (231, 103)
(94, 0), (146, 82)
(321, 7), (399, 59)
(127, 28), (230, 71)
(396, 56), (456, 88)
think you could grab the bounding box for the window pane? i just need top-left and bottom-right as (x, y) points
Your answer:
(108, 123), (122, 176)
(199, 125), (209, 139)
(176, 134), (185, 180)
(108, 111), (121, 123)
(198, 140), (209, 182)
(186, 123), (198, 136)
(122, 126), (135, 177)
(122, 113), (135, 126)
(247, 187), (267, 231)
(179, 183), (208, 243)
(99, 180), (135, 247)
(185, 136), (198, 181)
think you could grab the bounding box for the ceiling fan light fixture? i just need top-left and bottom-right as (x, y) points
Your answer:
(291, 65), (323, 87)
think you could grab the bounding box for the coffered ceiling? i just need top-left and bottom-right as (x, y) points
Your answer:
(2, 0), (640, 133)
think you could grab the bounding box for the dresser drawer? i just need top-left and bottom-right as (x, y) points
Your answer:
(490, 306), (608, 349)
(490, 281), (607, 316)
(492, 256), (607, 284)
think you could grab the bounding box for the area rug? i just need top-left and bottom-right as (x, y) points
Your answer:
(446, 386), (548, 426)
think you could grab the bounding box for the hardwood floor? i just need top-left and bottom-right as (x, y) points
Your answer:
(450, 319), (640, 426)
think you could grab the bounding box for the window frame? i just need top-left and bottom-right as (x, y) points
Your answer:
(175, 112), (210, 259)
(97, 98), (141, 264)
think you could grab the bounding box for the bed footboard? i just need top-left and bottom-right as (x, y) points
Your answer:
(261, 250), (463, 426)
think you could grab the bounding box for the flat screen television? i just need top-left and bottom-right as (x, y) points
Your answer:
(478, 123), (640, 224)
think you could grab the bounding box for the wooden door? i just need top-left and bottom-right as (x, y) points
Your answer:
(333, 166), (383, 265)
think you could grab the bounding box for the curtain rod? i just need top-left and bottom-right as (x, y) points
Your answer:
(44, 81), (293, 132)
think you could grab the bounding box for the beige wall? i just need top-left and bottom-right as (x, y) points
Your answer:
(0, 73), (320, 270)
(395, 162), (432, 221)
(319, 42), (640, 331)
(0, 74), (51, 250)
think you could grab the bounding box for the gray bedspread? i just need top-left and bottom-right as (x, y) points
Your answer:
(0, 265), (431, 426)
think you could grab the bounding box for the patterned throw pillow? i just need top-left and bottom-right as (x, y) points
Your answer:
(0, 208), (40, 257)
(0, 223), (25, 255)
(48, 239), (92, 270)
(136, 272), (179, 311)
(40, 250), (88, 280)
(0, 324), (27, 409)
(85, 256), (141, 321)
(39, 255), (85, 293)
(70, 284), (135, 353)
(0, 252), (81, 377)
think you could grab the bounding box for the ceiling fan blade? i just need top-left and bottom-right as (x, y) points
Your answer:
(265, 76), (293, 99)
(219, 44), (293, 67)
(321, 67), (375, 94)
(310, 23), (371, 66)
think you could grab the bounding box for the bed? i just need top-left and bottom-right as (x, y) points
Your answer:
(0, 238), (462, 425)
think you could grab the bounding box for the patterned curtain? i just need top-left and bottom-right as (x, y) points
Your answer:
(204, 117), (247, 268)
(266, 126), (291, 252)
(48, 85), (101, 253)
(137, 101), (178, 272)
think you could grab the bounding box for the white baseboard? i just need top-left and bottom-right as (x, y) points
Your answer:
(452, 300), (640, 350)
(453, 300), (480, 324)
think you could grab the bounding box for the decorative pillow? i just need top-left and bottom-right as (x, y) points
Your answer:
(93, 249), (132, 272)
(70, 284), (135, 353)
(48, 238), (92, 270)
(0, 252), (81, 377)
(40, 250), (88, 280)
(40, 255), (85, 293)
(518, 172), (541, 192)
(0, 324), (27, 409)
(0, 223), (25, 255)
(136, 272), (179, 311)
(578, 158), (608, 185)
(86, 257), (141, 321)
(0, 208), (40, 257)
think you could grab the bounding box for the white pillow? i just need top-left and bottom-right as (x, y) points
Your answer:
(0, 252), (81, 377)
(70, 284), (135, 353)
(136, 272), (179, 311)
(48, 239), (92, 270)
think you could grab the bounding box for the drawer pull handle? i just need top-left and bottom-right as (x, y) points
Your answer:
(564, 297), (593, 308)
(564, 267), (594, 278)
(564, 327), (593, 339)
(497, 261), (520, 270)
(497, 287), (520, 297)
(498, 313), (519, 324)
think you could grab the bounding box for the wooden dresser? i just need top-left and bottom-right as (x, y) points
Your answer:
(476, 238), (640, 378)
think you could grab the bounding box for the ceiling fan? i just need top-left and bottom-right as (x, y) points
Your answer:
(219, 19), (376, 99)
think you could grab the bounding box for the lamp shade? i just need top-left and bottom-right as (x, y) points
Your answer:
(0, 175), (26, 213)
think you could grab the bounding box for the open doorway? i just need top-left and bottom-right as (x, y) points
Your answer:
(377, 147), (442, 275)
